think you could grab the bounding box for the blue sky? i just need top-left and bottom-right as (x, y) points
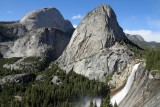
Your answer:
(0, 0), (160, 42)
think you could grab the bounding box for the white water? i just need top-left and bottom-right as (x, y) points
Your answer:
(82, 98), (101, 107)
(111, 63), (140, 105)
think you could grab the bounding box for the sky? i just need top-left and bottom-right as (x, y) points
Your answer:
(0, 0), (160, 42)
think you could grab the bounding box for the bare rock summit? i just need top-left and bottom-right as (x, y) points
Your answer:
(20, 7), (73, 32)
(126, 33), (145, 42)
(55, 5), (135, 81)
(0, 7), (74, 70)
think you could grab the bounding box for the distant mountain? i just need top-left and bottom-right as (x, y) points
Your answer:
(126, 33), (160, 50)
(0, 4), (160, 107)
(125, 33), (145, 42)
(0, 7), (74, 70)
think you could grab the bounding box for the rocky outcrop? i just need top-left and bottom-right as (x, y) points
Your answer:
(119, 62), (160, 107)
(36, 74), (46, 81)
(3, 57), (43, 71)
(0, 73), (36, 85)
(20, 7), (73, 32)
(0, 21), (27, 42)
(0, 7), (73, 67)
(109, 59), (142, 93)
(0, 42), (13, 56)
(4, 28), (71, 59)
(51, 76), (62, 85)
(126, 33), (145, 42)
(55, 5), (135, 82)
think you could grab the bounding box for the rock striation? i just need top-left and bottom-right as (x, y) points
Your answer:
(55, 5), (135, 81)
(119, 62), (160, 107)
(4, 28), (70, 59)
(0, 7), (73, 66)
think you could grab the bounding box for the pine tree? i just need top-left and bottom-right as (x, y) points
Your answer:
(90, 98), (94, 107)
(100, 99), (103, 107)
(94, 101), (97, 107)
(100, 94), (112, 107)
(114, 102), (118, 107)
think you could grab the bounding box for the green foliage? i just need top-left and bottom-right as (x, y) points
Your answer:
(23, 57), (41, 63)
(94, 101), (97, 107)
(127, 41), (160, 73)
(113, 102), (118, 107)
(0, 64), (110, 107)
(127, 46), (160, 73)
(100, 94), (112, 107)
(145, 49), (160, 72)
(89, 99), (94, 107)
(127, 43), (144, 59)
(20, 57), (45, 71)
(0, 57), (21, 76)
(105, 75), (112, 83)
(0, 57), (46, 76)
(131, 40), (160, 50)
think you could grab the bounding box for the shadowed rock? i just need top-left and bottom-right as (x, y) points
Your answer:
(0, 73), (36, 85)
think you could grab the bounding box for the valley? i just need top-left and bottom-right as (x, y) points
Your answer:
(0, 3), (160, 107)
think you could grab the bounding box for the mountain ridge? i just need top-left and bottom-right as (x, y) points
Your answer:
(0, 4), (160, 107)
(55, 4), (139, 82)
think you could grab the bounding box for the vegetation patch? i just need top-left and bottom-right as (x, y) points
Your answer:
(0, 64), (112, 107)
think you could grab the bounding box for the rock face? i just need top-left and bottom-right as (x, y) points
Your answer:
(36, 74), (46, 81)
(119, 62), (160, 107)
(126, 33), (160, 50)
(4, 28), (70, 59)
(0, 7), (73, 66)
(0, 21), (27, 42)
(3, 57), (43, 71)
(126, 33), (145, 42)
(0, 73), (36, 85)
(20, 7), (73, 32)
(109, 59), (142, 93)
(56, 5), (134, 81)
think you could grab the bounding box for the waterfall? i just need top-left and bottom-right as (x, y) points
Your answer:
(81, 97), (101, 107)
(111, 63), (140, 105)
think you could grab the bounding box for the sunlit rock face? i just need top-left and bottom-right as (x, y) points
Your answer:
(56, 4), (134, 82)
(119, 62), (160, 107)
(126, 33), (145, 42)
(20, 7), (73, 32)
(0, 7), (73, 60)
(4, 28), (70, 59)
(111, 63), (141, 105)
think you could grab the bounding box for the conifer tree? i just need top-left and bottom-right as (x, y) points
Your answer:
(114, 102), (118, 107)
(94, 101), (97, 107)
(90, 98), (94, 107)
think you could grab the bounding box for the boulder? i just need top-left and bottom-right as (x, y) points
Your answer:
(51, 76), (62, 85)
(36, 74), (47, 81)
